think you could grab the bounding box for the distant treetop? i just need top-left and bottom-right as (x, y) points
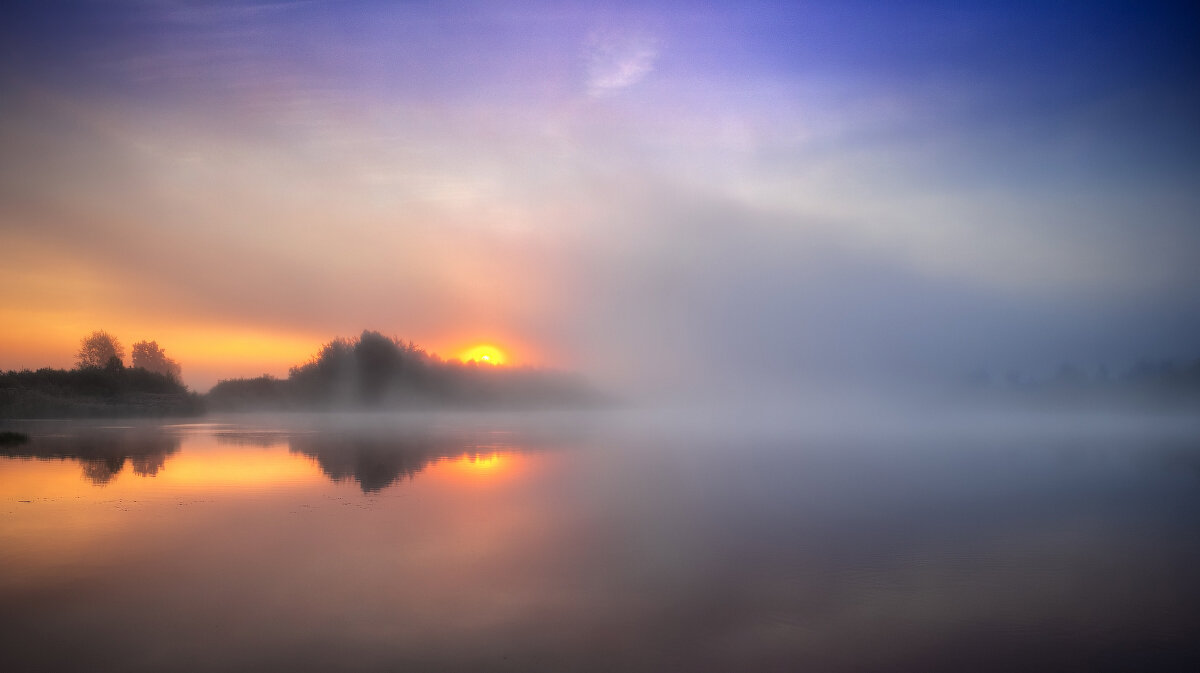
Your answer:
(76, 330), (124, 369)
(132, 340), (182, 381)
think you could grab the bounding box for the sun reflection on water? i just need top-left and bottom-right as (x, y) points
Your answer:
(153, 449), (322, 488)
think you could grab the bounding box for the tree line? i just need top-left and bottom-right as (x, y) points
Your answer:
(958, 359), (1200, 410)
(3, 328), (603, 418)
(208, 330), (604, 411)
(76, 330), (182, 379)
(0, 330), (198, 418)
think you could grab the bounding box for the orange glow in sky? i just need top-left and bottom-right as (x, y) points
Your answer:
(455, 344), (509, 365)
(0, 302), (554, 391)
(0, 237), (552, 389)
(0, 307), (326, 392)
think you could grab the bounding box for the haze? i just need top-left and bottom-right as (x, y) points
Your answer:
(2, 1), (1198, 397)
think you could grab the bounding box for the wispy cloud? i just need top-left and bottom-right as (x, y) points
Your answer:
(4, 2), (1200, 391)
(149, 0), (313, 26)
(585, 29), (658, 97)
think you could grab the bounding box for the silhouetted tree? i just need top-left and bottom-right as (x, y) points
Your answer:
(288, 337), (355, 403)
(355, 330), (401, 404)
(2, 363), (200, 419)
(206, 331), (604, 411)
(206, 375), (290, 411)
(131, 340), (182, 380)
(77, 330), (124, 369)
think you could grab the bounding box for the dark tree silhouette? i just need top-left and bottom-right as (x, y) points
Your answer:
(77, 330), (124, 369)
(208, 330), (604, 411)
(131, 340), (182, 380)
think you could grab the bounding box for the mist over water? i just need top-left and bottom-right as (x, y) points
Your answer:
(2, 411), (1199, 672)
(3, 1), (1200, 670)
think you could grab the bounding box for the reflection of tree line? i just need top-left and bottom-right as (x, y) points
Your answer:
(2, 423), (570, 491)
(286, 432), (512, 493)
(0, 428), (181, 484)
(0, 427), (477, 490)
(212, 417), (578, 492)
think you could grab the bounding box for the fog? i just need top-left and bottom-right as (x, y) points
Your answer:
(4, 6), (1200, 671)
(549, 206), (1200, 401)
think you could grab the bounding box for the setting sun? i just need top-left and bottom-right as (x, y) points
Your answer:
(456, 344), (508, 365)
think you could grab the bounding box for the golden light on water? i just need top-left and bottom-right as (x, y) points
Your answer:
(154, 449), (322, 489)
(0, 441), (524, 499)
(455, 453), (505, 471)
(0, 447), (324, 497)
(429, 452), (519, 482)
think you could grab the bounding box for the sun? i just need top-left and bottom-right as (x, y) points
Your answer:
(457, 344), (508, 365)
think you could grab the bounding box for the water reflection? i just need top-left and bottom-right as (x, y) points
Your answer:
(2, 416), (1198, 672)
(0, 419), (550, 493)
(0, 425), (181, 484)
(288, 431), (520, 492)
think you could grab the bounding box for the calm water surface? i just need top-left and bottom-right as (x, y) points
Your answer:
(2, 411), (1199, 672)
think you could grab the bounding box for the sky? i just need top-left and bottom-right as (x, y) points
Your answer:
(1, 0), (1198, 394)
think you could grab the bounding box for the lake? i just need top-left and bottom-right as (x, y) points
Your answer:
(2, 409), (1199, 671)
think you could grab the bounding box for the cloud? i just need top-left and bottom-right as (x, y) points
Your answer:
(586, 29), (659, 97)
(5, 2), (1200, 396)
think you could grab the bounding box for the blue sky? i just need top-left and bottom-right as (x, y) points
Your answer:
(2, 1), (1198, 391)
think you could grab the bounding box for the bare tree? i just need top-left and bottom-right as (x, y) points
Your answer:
(77, 330), (124, 369)
(131, 340), (182, 380)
